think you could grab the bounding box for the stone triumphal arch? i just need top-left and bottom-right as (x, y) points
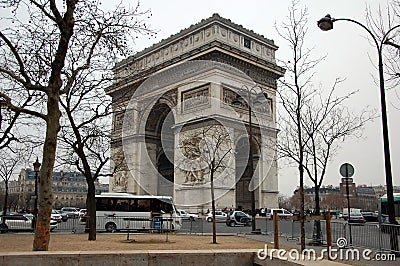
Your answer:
(106, 14), (285, 212)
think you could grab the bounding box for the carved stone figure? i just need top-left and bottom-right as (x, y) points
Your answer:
(181, 137), (208, 184)
(112, 171), (128, 192)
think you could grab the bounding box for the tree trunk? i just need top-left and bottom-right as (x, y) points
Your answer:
(76, 145), (97, 241)
(312, 186), (322, 245)
(86, 179), (96, 240)
(297, 107), (305, 251)
(299, 171), (305, 251)
(32, 93), (60, 251)
(315, 186), (320, 215)
(210, 161), (217, 244)
(1, 182), (8, 230)
(2, 181), (8, 217)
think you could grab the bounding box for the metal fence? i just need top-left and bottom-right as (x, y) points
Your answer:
(268, 218), (400, 253)
(346, 222), (400, 252)
(3, 214), (400, 254)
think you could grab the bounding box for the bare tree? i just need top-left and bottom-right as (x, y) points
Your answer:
(275, 0), (323, 251)
(58, 95), (110, 241)
(301, 80), (374, 215)
(178, 120), (234, 244)
(0, 0), (153, 250)
(278, 193), (291, 210)
(281, 79), (374, 244)
(58, 79), (127, 240)
(278, 1), (375, 247)
(365, 1), (400, 90)
(320, 193), (346, 211)
(0, 143), (31, 224)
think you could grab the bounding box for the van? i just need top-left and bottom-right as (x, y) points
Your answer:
(266, 208), (293, 219)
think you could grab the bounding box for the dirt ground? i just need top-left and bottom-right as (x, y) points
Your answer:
(0, 233), (267, 252)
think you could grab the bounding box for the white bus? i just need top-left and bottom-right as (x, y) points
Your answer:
(95, 193), (182, 232)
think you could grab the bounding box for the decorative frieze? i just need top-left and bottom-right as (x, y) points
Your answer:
(114, 16), (279, 82)
(222, 88), (272, 116)
(113, 113), (124, 130)
(181, 85), (210, 113)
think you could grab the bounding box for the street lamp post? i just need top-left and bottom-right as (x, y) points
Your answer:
(33, 157), (41, 219)
(233, 85), (266, 232)
(318, 14), (400, 252)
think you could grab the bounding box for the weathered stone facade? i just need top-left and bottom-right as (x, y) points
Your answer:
(106, 14), (284, 212)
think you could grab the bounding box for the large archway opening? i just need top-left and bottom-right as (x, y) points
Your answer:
(145, 102), (175, 197)
(235, 137), (259, 211)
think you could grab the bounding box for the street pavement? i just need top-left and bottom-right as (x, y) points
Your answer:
(178, 217), (399, 266)
(49, 216), (400, 265)
(244, 232), (398, 266)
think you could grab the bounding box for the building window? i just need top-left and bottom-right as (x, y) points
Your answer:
(244, 37), (251, 49)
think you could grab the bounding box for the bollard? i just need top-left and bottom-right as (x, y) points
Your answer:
(325, 211), (332, 260)
(201, 217), (204, 236)
(126, 220), (130, 241)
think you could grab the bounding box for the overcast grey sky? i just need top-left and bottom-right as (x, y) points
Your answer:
(123, 0), (400, 196)
(3, 1), (395, 197)
(0, 0), (400, 195)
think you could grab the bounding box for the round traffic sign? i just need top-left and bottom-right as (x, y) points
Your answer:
(340, 163), (354, 178)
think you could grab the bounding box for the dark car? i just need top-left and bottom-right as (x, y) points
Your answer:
(362, 212), (379, 222)
(225, 211), (252, 227)
(257, 208), (266, 217)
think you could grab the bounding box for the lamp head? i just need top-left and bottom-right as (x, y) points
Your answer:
(33, 157), (41, 172)
(232, 95), (243, 106)
(318, 14), (334, 31)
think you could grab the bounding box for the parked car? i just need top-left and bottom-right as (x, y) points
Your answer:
(362, 212), (379, 222)
(206, 210), (227, 222)
(177, 210), (199, 221)
(78, 209), (87, 217)
(347, 213), (366, 224)
(266, 208), (293, 220)
(0, 214), (57, 233)
(226, 211), (252, 227)
(61, 207), (80, 219)
(51, 209), (62, 223)
(79, 209), (88, 223)
(50, 219), (58, 231)
(53, 209), (68, 222)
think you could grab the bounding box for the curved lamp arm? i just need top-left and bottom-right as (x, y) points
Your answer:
(318, 14), (400, 52)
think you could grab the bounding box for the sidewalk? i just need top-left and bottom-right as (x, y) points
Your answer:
(243, 232), (398, 266)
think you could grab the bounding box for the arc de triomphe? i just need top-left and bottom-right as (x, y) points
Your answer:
(106, 14), (285, 213)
